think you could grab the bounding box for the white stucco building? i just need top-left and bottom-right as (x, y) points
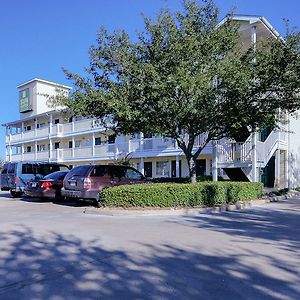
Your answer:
(3, 15), (300, 188)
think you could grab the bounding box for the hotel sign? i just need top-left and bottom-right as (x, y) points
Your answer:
(19, 89), (31, 113)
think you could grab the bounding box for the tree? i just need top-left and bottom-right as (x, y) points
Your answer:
(55, 0), (300, 183)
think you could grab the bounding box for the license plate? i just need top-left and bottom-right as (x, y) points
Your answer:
(31, 182), (37, 187)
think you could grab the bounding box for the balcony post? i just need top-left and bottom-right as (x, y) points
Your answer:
(21, 144), (24, 161)
(252, 132), (258, 182)
(35, 141), (38, 161)
(212, 141), (218, 181)
(92, 133), (95, 157)
(274, 150), (281, 189)
(140, 132), (144, 151)
(176, 155), (180, 177)
(34, 118), (37, 137)
(9, 145), (12, 162)
(140, 157), (144, 175)
(72, 137), (75, 158)
(21, 122), (24, 140)
(49, 140), (52, 162)
(49, 114), (53, 136)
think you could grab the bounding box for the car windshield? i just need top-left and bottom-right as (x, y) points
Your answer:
(43, 171), (68, 180)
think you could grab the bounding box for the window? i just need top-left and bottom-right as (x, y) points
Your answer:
(156, 161), (170, 177)
(54, 119), (60, 124)
(144, 133), (152, 139)
(54, 142), (60, 149)
(75, 140), (81, 148)
(68, 141), (73, 148)
(108, 134), (116, 144)
(26, 146), (32, 153)
(108, 166), (126, 178)
(131, 133), (140, 139)
(67, 165), (91, 177)
(43, 171), (68, 181)
(69, 116), (73, 123)
(36, 164), (69, 176)
(37, 145), (45, 152)
(125, 168), (143, 180)
(25, 125), (31, 131)
(90, 166), (106, 177)
(95, 137), (101, 146)
(1, 163), (8, 174)
(22, 163), (34, 174)
(8, 163), (16, 174)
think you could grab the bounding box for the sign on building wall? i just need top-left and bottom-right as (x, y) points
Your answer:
(19, 88), (31, 113)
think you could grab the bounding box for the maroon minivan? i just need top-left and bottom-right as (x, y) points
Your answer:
(61, 164), (146, 201)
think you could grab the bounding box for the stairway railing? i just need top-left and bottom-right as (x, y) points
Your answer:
(218, 129), (285, 167)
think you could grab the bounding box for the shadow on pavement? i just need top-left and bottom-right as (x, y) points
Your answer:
(0, 226), (299, 300)
(180, 199), (300, 252)
(19, 196), (96, 208)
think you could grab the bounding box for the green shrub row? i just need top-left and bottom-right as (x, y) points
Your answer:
(98, 181), (263, 208)
(151, 175), (224, 184)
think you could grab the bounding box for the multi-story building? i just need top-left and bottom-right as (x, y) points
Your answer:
(3, 15), (300, 188)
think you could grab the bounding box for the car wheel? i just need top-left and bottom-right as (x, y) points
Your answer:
(10, 190), (21, 198)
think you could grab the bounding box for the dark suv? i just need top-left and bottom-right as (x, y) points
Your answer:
(1, 162), (70, 197)
(61, 164), (145, 201)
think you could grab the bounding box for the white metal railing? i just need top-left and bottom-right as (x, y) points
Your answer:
(257, 130), (281, 165)
(217, 141), (252, 163)
(23, 130), (35, 140)
(36, 127), (49, 138)
(61, 123), (73, 134)
(10, 133), (22, 143)
(22, 152), (35, 161)
(95, 144), (115, 157)
(10, 153), (22, 162)
(217, 129), (286, 167)
(74, 146), (93, 158)
(36, 151), (49, 160)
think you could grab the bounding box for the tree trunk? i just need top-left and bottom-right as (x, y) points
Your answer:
(187, 156), (197, 184)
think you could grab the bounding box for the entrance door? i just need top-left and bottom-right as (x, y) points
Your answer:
(171, 160), (182, 177)
(144, 162), (152, 178)
(261, 156), (275, 187)
(196, 159), (206, 176)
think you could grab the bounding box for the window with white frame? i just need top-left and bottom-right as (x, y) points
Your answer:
(156, 161), (170, 177)
(75, 140), (81, 148)
(37, 144), (46, 152)
(95, 137), (101, 146)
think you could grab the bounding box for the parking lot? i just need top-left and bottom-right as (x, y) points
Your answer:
(0, 191), (300, 300)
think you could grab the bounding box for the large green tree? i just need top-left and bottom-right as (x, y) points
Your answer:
(56, 0), (300, 183)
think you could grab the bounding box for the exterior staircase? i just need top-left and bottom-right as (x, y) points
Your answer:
(217, 130), (288, 182)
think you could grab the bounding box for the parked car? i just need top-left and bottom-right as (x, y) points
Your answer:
(61, 164), (146, 202)
(1, 162), (70, 197)
(24, 171), (69, 200)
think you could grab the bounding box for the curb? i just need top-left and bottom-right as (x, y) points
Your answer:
(83, 192), (299, 217)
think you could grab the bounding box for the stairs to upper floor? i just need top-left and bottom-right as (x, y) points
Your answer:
(217, 130), (288, 182)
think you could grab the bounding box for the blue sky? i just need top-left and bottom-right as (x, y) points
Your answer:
(0, 0), (299, 159)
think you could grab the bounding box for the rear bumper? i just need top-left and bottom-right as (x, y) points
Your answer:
(25, 188), (56, 199)
(61, 188), (98, 201)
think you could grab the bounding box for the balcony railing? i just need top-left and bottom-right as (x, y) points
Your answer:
(7, 119), (108, 143)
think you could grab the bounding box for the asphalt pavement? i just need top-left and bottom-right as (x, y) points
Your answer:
(0, 191), (299, 300)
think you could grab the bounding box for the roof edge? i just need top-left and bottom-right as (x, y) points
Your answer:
(17, 78), (71, 90)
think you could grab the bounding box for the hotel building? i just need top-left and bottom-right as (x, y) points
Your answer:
(4, 15), (300, 188)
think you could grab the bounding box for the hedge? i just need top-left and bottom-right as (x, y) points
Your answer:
(98, 181), (263, 208)
(151, 175), (224, 184)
